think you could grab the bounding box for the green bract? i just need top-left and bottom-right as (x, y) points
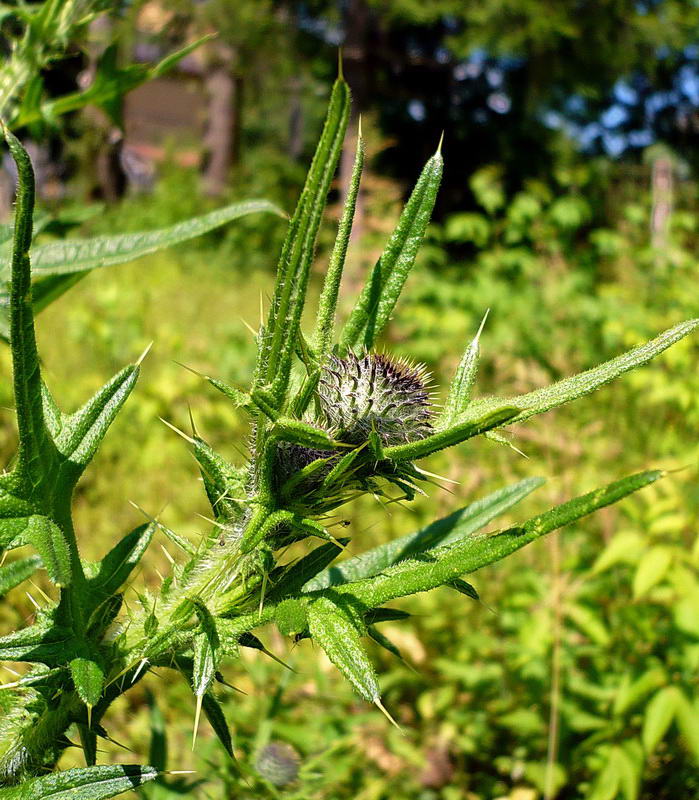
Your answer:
(0, 68), (697, 796)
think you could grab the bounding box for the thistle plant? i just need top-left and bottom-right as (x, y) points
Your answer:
(0, 69), (698, 798)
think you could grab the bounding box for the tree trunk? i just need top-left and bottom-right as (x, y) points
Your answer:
(202, 50), (242, 196)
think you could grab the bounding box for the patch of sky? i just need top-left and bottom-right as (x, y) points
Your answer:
(563, 94), (587, 116)
(453, 62), (470, 81)
(602, 132), (627, 157)
(628, 130), (653, 147)
(486, 68), (503, 88)
(579, 122), (603, 149)
(678, 65), (699, 105)
(298, 10), (342, 45)
(614, 81), (638, 106)
(487, 93), (511, 114)
(601, 105), (629, 128)
(436, 47), (451, 64)
(645, 90), (680, 115)
(408, 99), (427, 121)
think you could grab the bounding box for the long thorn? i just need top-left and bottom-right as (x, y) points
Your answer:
(159, 417), (196, 444)
(375, 698), (403, 733)
(192, 694), (203, 750)
(136, 341), (154, 366)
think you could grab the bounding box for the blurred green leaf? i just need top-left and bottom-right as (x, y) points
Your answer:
(633, 546), (673, 598)
(642, 686), (681, 753)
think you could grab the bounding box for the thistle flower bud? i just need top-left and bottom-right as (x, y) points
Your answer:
(255, 741), (301, 787)
(272, 352), (433, 516)
(319, 352), (432, 445)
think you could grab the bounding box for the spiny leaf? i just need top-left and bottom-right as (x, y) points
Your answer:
(307, 594), (380, 705)
(88, 522), (156, 597)
(449, 578), (479, 600)
(364, 608), (411, 625)
(460, 318), (699, 431)
(191, 600), (220, 701)
(70, 655), (105, 710)
(383, 405), (520, 462)
(270, 418), (339, 449)
(0, 764), (159, 799)
(441, 309), (489, 424)
(257, 75), (350, 405)
(305, 476), (544, 590)
(175, 660), (235, 759)
(204, 375), (251, 409)
(0, 554), (41, 597)
(0, 200), (283, 279)
(191, 437), (246, 521)
(2, 125), (53, 484)
(367, 625), (405, 662)
(313, 123), (364, 363)
(313, 470), (663, 609)
(0, 621), (76, 665)
(201, 693), (235, 759)
(55, 364), (140, 475)
(339, 143), (443, 353)
(24, 515), (71, 587)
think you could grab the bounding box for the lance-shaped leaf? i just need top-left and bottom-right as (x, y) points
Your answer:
(1, 129), (144, 581)
(3, 125), (53, 486)
(313, 123), (364, 363)
(190, 435), (247, 521)
(307, 594), (381, 707)
(0, 554), (41, 597)
(339, 142), (443, 353)
(383, 404), (520, 462)
(364, 608), (411, 625)
(0, 200), (282, 279)
(441, 310), (489, 424)
(367, 625), (405, 662)
(88, 523), (156, 597)
(201, 693), (235, 759)
(256, 75), (350, 406)
(305, 476), (544, 590)
(0, 620), (76, 665)
(54, 363), (141, 479)
(176, 656), (235, 759)
(270, 418), (340, 450)
(0, 764), (159, 800)
(190, 599), (222, 745)
(311, 470), (662, 609)
(458, 318), (699, 432)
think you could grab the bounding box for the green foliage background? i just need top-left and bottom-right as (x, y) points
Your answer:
(2, 2), (699, 798)
(1, 151), (697, 799)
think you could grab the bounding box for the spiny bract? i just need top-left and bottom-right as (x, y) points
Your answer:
(318, 351), (433, 445)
